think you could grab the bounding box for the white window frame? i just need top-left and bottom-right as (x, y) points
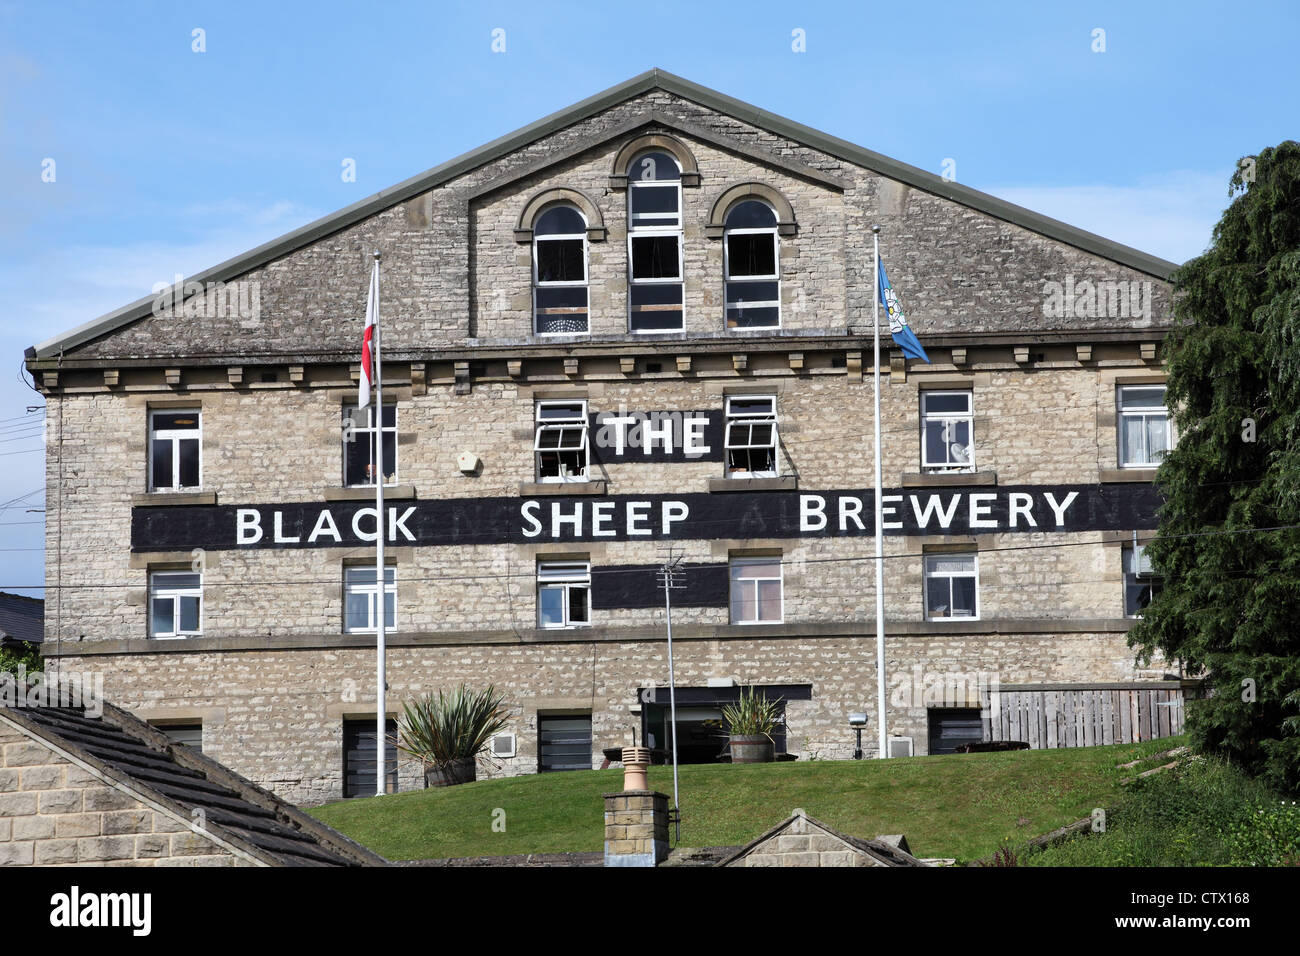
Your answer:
(532, 205), (590, 336)
(920, 390), (975, 473)
(537, 561), (591, 629)
(344, 565), (397, 634)
(534, 400), (589, 483)
(924, 552), (980, 622)
(149, 570), (203, 639)
(723, 203), (781, 330)
(148, 408), (202, 492)
(729, 556), (784, 625)
(627, 151), (685, 334)
(724, 395), (779, 478)
(1123, 543), (1161, 618)
(1117, 385), (1172, 468)
(343, 403), (398, 488)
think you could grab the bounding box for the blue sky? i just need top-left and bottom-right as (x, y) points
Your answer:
(0, 0), (1297, 594)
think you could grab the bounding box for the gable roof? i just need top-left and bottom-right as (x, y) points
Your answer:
(0, 592), (42, 646)
(0, 696), (388, 866)
(27, 68), (1179, 362)
(717, 809), (929, 867)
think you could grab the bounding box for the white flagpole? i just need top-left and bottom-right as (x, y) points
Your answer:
(872, 225), (887, 759)
(372, 249), (388, 797)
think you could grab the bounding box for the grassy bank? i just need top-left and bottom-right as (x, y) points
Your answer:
(309, 737), (1178, 862)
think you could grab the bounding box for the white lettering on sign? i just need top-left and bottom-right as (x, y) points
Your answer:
(683, 416), (710, 454)
(521, 500), (542, 538)
(308, 510), (343, 543)
(641, 416), (673, 454)
(236, 509), (263, 544)
(968, 493), (997, 530)
(800, 494), (827, 532)
(880, 495), (903, 530)
(605, 416), (635, 455)
(592, 501), (615, 537)
(274, 511), (299, 543)
(838, 496), (865, 532)
(911, 494), (961, 530)
(390, 506), (416, 542)
(352, 508), (378, 542)
(626, 501), (651, 536)
(1008, 492), (1036, 528)
(1043, 491), (1079, 527)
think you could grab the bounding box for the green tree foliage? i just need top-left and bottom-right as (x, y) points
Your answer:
(1130, 141), (1300, 794)
(0, 641), (41, 679)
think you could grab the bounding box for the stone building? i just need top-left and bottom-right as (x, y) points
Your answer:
(24, 70), (1185, 805)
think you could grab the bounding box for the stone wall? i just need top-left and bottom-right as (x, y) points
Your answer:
(42, 362), (1162, 646)
(0, 722), (248, 866)
(49, 621), (1160, 805)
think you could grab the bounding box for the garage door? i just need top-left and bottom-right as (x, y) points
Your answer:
(928, 708), (985, 755)
(538, 715), (592, 772)
(342, 719), (398, 797)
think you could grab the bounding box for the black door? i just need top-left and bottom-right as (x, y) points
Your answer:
(927, 708), (985, 755)
(343, 719), (398, 797)
(538, 715), (592, 772)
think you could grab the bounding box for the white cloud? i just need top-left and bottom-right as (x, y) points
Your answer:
(984, 170), (1233, 266)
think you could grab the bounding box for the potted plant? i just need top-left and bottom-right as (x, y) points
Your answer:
(395, 683), (510, 787)
(722, 687), (781, 763)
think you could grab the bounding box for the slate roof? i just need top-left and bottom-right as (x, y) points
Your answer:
(0, 696), (388, 867)
(0, 592), (42, 646)
(717, 810), (929, 867)
(27, 68), (1178, 361)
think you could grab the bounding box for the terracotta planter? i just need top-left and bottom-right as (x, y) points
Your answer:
(729, 735), (774, 763)
(425, 756), (476, 788)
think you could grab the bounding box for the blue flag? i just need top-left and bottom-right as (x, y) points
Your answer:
(878, 258), (930, 363)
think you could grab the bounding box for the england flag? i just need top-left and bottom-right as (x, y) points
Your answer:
(358, 260), (379, 408)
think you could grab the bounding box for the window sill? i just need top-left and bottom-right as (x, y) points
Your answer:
(323, 485), (417, 501)
(1100, 468), (1157, 483)
(132, 491), (217, 506)
(901, 471), (996, 487)
(520, 480), (607, 497)
(708, 476), (797, 493)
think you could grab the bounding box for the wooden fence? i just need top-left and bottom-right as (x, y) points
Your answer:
(985, 682), (1189, 749)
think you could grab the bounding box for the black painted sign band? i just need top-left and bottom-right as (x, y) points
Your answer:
(130, 483), (1161, 553)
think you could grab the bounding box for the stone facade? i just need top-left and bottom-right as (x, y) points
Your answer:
(0, 722), (244, 866)
(28, 73), (1180, 806)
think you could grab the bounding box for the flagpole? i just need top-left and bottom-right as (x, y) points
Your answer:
(872, 225), (887, 760)
(372, 249), (387, 797)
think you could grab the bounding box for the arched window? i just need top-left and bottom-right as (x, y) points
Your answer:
(627, 151), (684, 332)
(723, 200), (780, 329)
(533, 204), (589, 335)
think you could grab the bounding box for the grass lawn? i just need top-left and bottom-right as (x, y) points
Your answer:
(308, 736), (1182, 863)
